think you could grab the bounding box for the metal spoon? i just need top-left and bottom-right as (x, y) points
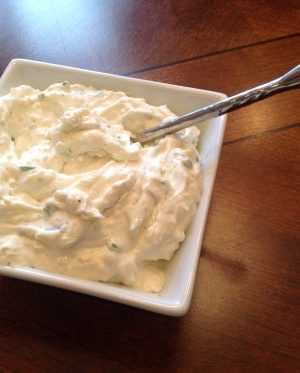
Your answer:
(135, 64), (300, 143)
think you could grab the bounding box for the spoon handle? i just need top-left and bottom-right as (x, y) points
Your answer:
(136, 64), (300, 143)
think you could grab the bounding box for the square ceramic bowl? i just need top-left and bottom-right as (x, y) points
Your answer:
(0, 59), (227, 316)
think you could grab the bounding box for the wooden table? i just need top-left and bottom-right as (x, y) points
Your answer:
(0, 1), (299, 371)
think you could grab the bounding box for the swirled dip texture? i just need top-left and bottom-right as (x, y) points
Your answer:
(0, 83), (201, 292)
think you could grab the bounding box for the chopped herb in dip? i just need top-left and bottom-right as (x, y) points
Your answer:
(20, 166), (36, 172)
(110, 243), (119, 252)
(43, 205), (58, 217)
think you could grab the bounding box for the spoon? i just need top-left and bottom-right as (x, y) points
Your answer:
(135, 64), (300, 143)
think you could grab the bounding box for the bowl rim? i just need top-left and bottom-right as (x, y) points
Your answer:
(0, 58), (227, 316)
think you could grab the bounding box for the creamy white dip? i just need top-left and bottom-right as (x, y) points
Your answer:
(0, 82), (201, 292)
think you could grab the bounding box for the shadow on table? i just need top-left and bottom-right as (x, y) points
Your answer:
(0, 277), (187, 370)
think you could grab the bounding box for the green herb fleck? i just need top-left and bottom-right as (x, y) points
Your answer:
(11, 136), (15, 142)
(109, 243), (119, 252)
(117, 135), (129, 147)
(38, 93), (46, 99)
(63, 148), (72, 156)
(182, 159), (193, 169)
(62, 81), (70, 86)
(119, 139), (128, 146)
(20, 166), (36, 172)
(43, 205), (58, 217)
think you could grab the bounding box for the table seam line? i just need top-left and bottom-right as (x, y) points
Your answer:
(223, 122), (300, 146)
(125, 33), (300, 77)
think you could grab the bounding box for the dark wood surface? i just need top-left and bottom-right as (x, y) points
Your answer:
(0, 1), (299, 371)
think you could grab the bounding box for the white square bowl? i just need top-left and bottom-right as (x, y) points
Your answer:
(0, 59), (227, 316)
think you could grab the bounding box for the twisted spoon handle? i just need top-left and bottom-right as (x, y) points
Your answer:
(136, 64), (300, 143)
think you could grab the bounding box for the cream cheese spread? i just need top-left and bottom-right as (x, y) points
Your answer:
(0, 82), (201, 292)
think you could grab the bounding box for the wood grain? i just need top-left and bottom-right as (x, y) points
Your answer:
(0, 0), (300, 75)
(197, 126), (300, 371)
(134, 35), (300, 142)
(0, 0), (300, 371)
